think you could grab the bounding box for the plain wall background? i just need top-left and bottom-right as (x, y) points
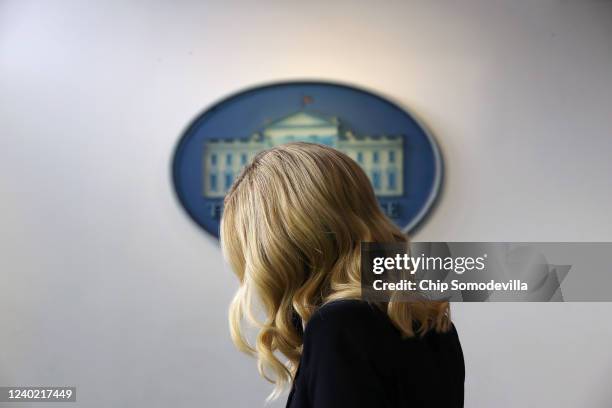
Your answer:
(1, 0), (612, 406)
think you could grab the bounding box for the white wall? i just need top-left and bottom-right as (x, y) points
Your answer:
(1, 0), (612, 406)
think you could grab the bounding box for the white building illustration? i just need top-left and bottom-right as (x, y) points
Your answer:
(202, 111), (404, 197)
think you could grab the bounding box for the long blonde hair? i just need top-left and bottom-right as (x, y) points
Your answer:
(220, 142), (449, 398)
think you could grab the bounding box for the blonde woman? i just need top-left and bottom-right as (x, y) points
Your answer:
(221, 142), (464, 407)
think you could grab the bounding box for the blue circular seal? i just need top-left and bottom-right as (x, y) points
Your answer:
(172, 81), (442, 238)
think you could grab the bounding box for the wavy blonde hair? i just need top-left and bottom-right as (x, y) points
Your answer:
(220, 142), (449, 399)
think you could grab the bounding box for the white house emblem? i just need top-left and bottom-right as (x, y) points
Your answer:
(172, 82), (442, 238)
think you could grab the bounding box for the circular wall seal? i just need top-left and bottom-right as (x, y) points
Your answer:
(172, 81), (442, 238)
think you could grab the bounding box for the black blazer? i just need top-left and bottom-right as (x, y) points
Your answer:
(286, 300), (464, 408)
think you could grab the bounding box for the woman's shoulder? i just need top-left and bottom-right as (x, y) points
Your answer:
(304, 300), (389, 338)
(317, 299), (379, 316)
(304, 300), (460, 343)
(300, 300), (388, 366)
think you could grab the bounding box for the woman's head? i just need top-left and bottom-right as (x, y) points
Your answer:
(221, 142), (449, 397)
